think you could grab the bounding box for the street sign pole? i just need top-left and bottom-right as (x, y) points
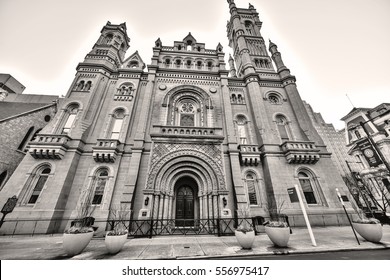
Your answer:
(335, 188), (360, 245)
(294, 184), (316, 247)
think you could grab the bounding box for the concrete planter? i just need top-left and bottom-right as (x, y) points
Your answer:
(63, 231), (93, 256)
(352, 222), (383, 243)
(265, 226), (290, 247)
(105, 232), (128, 254)
(235, 230), (255, 249)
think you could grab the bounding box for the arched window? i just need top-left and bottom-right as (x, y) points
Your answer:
(165, 58), (171, 67)
(105, 33), (113, 44)
(76, 81), (85, 91)
(110, 109), (125, 139)
(91, 169), (109, 205)
(231, 94), (237, 103)
(84, 81), (92, 91)
(179, 100), (196, 126)
(62, 104), (79, 134)
(298, 171), (326, 205)
(186, 40), (192, 51)
(0, 171), (7, 190)
(275, 115), (290, 141)
(268, 94), (280, 104)
(237, 94), (243, 104)
(18, 126), (35, 151)
(245, 21), (254, 35)
(246, 173), (258, 205)
(27, 167), (51, 204)
(128, 61), (138, 68)
(236, 115), (248, 144)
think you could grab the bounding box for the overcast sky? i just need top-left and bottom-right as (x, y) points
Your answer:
(0, 0), (389, 129)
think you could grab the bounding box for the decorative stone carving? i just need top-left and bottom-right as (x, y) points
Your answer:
(146, 143), (225, 192)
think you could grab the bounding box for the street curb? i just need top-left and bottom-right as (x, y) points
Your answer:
(177, 245), (390, 260)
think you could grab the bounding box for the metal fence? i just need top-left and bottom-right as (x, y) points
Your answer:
(1, 217), (256, 237)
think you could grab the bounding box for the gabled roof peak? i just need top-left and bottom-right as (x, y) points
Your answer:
(183, 32), (197, 44)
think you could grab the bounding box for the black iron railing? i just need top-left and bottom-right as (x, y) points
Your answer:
(0, 217), (256, 237)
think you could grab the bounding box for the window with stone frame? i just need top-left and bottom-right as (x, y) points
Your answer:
(0, 171), (8, 191)
(27, 166), (51, 204)
(297, 170), (326, 205)
(91, 169), (109, 205)
(179, 102), (196, 126)
(245, 21), (254, 35)
(236, 115), (249, 144)
(110, 109), (125, 140)
(246, 173), (259, 205)
(275, 115), (290, 141)
(268, 94), (280, 104)
(62, 105), (79, 134)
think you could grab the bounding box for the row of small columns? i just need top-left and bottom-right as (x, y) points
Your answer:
(148, 193), (222, 221)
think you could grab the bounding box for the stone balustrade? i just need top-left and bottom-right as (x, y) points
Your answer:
(28, 134), (71, 160)
(152, 125), (224, 140)
(238, 144), (261, 166)
(280, 141), (320, 164)
(92, 139), (120, 163)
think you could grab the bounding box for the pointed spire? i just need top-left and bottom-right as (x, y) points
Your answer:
(249, 3), (254, 9)
(155, 38), (162, 48)
(268, 39), (277, 50)
(229, 53), (234, 61)
(216, 43), (223, 52)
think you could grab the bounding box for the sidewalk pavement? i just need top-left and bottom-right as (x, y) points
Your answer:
(0, 225), (389, 260)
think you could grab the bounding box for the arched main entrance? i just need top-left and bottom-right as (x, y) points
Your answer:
(174, 176), (198, 226)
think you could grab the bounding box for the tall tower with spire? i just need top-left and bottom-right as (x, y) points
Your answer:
(225, 0), (352, 223)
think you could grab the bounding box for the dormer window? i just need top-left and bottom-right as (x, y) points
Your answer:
(178, 45), (182, 51)
(129, 61), (138, 68)
(187, 40), (192, 51)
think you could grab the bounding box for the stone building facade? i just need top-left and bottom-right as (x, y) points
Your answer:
(0, 1), (353, 235)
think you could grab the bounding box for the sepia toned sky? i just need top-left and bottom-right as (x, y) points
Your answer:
(0, 0), (389, 129)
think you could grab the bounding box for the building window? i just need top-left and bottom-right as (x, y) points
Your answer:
(0, 171), (7, 191)
(110, 109), (125, 140)
(27, 167), (51, 204)
(268, 94), (280, 104)
(62, 105), (79, 134)
(246, 173), (258, 205)
(180, 102), (195, 126)
(236, 115), (248, 144)
(245, 21), (254, 35)
(275, 115), (290, 141)
(84, 81), (92, 91)
(91, 169), (108, 205)
(297, 171), (326, 205)
(128, 61), (138, 68)
(18, 126), (35, 151)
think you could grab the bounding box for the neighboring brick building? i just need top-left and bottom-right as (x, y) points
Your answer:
(0, 1), (353, 235)
(0, 75), (59, 191)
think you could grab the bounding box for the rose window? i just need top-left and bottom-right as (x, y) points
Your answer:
(181, 103), (194, 113)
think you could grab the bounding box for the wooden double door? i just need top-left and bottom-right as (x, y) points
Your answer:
(175, 185), (195, 226)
